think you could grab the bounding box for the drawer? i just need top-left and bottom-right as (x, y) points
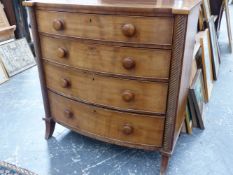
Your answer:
(48, 91), (165, 147)
(40, 35), (171, 80)
(43, 61), (168, 114)
(36, 10), (174, 46)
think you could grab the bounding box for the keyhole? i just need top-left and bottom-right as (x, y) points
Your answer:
(89, 18), (92, 23)
(92, 77), (95, 81)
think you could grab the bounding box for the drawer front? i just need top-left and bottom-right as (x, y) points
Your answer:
(36, 10), (174, 45)
(44, 62), (168, 114)
(40, 35), (171, 79)
(48, 91), (165, 147)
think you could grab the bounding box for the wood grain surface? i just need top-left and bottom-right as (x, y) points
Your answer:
(48, 91), (165, 147)
(43, 61), (168, 114)
(40, 35), (171, 80)
(24, 0), (202, 15)
(36, 10), (174, 45)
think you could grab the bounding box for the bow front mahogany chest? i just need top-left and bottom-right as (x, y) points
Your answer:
(23, 0), (201, 174)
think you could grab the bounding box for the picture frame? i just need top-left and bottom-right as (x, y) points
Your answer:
(185, 104), (192, 134)
(0, 3), (15, 42)
(0, 38), (36, 77)
(189, 42), (200, 86)
(0, 25), (16, 42)
(208, 16), (221, 80)
(198, 7), (205, 31)
(224, 0), (233, 52)
(190, 57), (198, 87)
(0, 3), (10, 28)
(181, 121), (187, 133)
(199, 29), (214, 102)
(217, 1), (225, 37)
(209, 0), (225, 36)
(188, 94), (198, 128)
(0, 59), (8, 85)
(189, 69), (205, 130)
(202, 0), (211, 20)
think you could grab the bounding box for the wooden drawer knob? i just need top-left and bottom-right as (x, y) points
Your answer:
(122, 57), (136, 70)
(122, 124), (134, 135)
(57, 48), (67, 58)
(61, 78), (71, 88)
(53, 19), (64, 31)
(64, 109), (73, 118)
(122, 90), (135, 102)
(122, 23), (136, 37)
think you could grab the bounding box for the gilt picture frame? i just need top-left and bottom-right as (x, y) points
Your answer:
(200, 29), (214, 102)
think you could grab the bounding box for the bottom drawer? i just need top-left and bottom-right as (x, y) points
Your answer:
(48, 91), (165, 148)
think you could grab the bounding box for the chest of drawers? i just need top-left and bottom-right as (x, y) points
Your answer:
(24, 0), (201, 174)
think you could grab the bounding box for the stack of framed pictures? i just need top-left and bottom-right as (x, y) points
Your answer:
(184, 0), (227, 133)
(184, 0), (232, 134)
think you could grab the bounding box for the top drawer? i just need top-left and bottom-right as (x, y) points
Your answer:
(36, 10), (174, 46)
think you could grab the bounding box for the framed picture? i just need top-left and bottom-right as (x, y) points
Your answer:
(199, 29), (214, 102)
(0, 60), (8, 84)
(190, 57), (198, 87)
(190, 42), (200, 86)
(0, 3), (10, 28)
(209, 0), (225, 36)
(208, 16), (221, 80)
(0, 3), (15, 42)
(0, 38), (36, 77)
(188, 94), (198, 128)
(224, 0), (233, 52)
(185, 105), (192, 134)
(198, 7), (205, 31)
(0, 25), (16, 42)
(189, 69), (205, 130)
(202, 0), (211, 20)
(181, 121), (187, 133)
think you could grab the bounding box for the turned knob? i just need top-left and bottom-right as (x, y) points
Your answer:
(57, 48), (67, 58)
(122, 90), (135, 102)
(53, 19), (64, 31)
(64, 109), (73, 118)
(60, 78), (71, 88)
(122, 23), (136, 37)
(122, 57), (136, 70)
(122, 124), (134, 135)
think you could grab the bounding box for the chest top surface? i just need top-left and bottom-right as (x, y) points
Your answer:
(23, 0), (201, 15)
